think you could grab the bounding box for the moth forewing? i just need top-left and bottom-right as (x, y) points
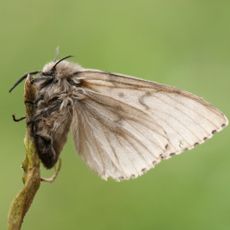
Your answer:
(72, 69), (228, 180)
(12, 58), (228, 181)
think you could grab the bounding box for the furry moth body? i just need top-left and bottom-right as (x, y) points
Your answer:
(11, 57), (228, 181)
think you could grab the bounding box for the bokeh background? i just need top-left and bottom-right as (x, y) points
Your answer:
(1, 1), (230, 229)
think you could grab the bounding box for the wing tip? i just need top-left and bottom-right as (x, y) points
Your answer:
(222, 113), (229, 128)
(92, 108), (229, 183)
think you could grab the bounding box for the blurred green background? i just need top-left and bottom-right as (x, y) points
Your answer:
(1, 0), (230, 229)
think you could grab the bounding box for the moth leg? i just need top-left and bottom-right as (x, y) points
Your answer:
(67, 78), (81, 87)
(30, 75), (53, 83)
(25, 100), (34, 105)
(72, 88), (87, 100)
(12, 114), (26, 122)
(34, 95), (45, 104)
(29, 75), (56, 90)
(27, 100), (62, 125)
(40, 158), (62, 183)
(25, 95), (45, 110)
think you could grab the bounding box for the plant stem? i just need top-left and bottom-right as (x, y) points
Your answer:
(8, 76), (41, 230)
(7, 131), (41, 230)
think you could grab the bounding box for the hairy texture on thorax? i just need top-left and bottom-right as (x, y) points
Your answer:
(28, 61), (85, 168)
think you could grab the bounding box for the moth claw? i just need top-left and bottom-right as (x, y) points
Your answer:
(40, 159), (62, 183)
(12, 114), (26, 122)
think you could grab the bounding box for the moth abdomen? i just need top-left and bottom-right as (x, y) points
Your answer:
(34, 134), (58, 169)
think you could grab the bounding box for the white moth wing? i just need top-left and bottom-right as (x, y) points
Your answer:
(71, 70), (228, 181)
(72, 93), (169, 180)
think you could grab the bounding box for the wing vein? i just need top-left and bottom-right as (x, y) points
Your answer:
(152, 94), (203, 143)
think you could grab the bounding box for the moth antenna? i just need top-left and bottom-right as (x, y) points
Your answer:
(9, 71), (40, 93)
(51, 55), (73, 71)
(12, 114), (26, 122)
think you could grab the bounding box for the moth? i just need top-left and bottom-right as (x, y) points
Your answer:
(10, 56), (228, 181)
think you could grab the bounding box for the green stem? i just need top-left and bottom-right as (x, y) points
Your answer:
(7, 131), (41, 230)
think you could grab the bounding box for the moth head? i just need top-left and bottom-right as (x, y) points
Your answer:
(42, 55), (82, 79)
(9, 56), (82, 93)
